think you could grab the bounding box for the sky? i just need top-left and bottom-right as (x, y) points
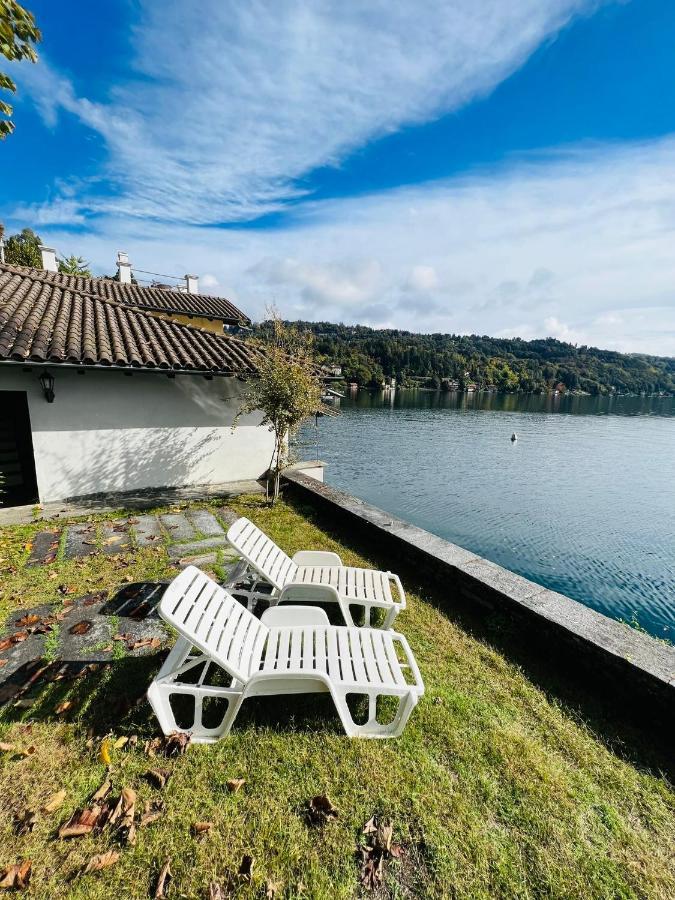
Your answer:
(2, 0), (675, 356)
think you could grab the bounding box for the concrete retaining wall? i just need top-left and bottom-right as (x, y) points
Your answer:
(283, 470), (675, 727)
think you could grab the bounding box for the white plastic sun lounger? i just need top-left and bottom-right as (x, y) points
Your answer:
(227, 517), (406, 628)
(147, 566), (423, 742)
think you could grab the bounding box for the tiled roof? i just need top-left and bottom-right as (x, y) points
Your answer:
(0, 264), (263, 376)
(9, 265), (250, 325)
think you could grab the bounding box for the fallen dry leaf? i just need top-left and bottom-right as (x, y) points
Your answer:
(98, 738), (112, 767)
(226, 778), (246, 793)
(81, 850), (120, 876)
(58, 805), (104, 839)
(113, 736), (128, 749)
(55, 700), (75, 716)
(145, 769), (171, 790)
(42, 790), (67, 813)
(107, 787), (136, 830)
(15, 614), (40, 627)
(154, 859), (172, 898)
(359, 816), (403, 891)
(238, 855), (254, 882)
(16, 745), (36, 756)
(0, 860), (31, 890)
(0, 660), (7, 669)
(57, 585), (77, 595)
(13, 810), (37, 836)
(306, 795), (338, 827)
(164, 731), (190, 756)
(69, 620), (92, 636)
(360, 849), (385, 891)
(129, 637), (161, 652)
(144, 737), (164, 757)
(191, 821), (213, 837)
(91, 778), (112, 803)
(140, 800), (164, 828)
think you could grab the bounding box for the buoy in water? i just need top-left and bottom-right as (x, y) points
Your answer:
(511, 432), (517, 442)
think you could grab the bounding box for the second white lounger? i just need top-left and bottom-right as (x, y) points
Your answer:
(148, 566), (423, 742)
(227, 517), (406, 628)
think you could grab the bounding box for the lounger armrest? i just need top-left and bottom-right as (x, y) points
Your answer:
(261, 606), (330, 628)
(388, 573), (406, 610)
(291, 550), (343, 566)
(391, 632), (425, 693)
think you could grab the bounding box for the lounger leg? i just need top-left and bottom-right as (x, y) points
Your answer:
(147, 638), (246, 744)
(331, 688), (418, 739)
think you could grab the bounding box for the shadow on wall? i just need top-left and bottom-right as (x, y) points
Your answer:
(48, 426), (223, 502)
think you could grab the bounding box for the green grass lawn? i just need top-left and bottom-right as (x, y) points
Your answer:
(0, 496), (673, 898)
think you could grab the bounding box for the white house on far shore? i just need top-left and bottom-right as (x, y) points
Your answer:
(0, 259), (275, 507)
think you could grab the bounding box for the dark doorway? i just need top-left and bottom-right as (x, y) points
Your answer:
(0, 392), (39, 507)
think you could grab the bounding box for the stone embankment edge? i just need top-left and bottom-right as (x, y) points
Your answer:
(283, 470), (675, 724)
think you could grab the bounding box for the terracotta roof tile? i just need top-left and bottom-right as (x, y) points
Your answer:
(0, 265), (263, 376)
(8, 265), (250, 325)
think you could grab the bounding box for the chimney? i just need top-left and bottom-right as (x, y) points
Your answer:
(117, 250), (132, 284)
(40, 246), (58, 272)
(185, 274), (199, 294)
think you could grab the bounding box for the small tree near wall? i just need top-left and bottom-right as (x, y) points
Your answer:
(235, 312), (324, 504)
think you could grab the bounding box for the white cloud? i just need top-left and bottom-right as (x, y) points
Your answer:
(13, 0), (600, 224)
(20, 136), (675, 356)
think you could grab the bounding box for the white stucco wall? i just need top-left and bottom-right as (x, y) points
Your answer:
(0, 367), (274, 502)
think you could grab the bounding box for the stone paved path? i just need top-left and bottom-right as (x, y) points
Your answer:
(0, 586), (169, 705)
(0, 506), (268, 706)
(29, 506), (241, 562)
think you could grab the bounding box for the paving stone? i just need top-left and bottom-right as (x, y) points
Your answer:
(26, 530), (61, 566)
(187, 509), (224, 536)
(167, 534), (230, 558)
(216, 506), (239, 527)
(130, 514), (164, 547)
(63, 522), (98, 558)
(100, 522), (133, 555)
(159, 513), (196, 543)
(177, 552), (219, 570)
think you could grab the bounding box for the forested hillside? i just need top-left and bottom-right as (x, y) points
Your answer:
(250, 321), (674, 395)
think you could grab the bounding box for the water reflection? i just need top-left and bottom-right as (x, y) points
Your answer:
(303, 389), (675, 641)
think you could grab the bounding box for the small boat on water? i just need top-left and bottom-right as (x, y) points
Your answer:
(511, 432), (518, 442)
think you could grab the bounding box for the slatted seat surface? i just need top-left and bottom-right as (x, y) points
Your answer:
(294, 566), (399, 605)
(160, 567), (268, 683)
(227, 517), (299, 589)
(259, 625), (415, 689)
(159, 568), (420, 694)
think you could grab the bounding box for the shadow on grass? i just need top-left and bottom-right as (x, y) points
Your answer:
(0, 652), (347, 740)
(284, 493), (675, 783)
(100, 581), (168, 620)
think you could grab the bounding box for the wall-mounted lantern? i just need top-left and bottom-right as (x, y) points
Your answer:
(39, 370), (55, 403)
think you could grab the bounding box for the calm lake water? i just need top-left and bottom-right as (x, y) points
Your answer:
(300, 391), (675, 641)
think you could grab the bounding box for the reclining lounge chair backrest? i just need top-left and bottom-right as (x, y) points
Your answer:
(160, 566), (268, 685)
(227, 517), (299, 590)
